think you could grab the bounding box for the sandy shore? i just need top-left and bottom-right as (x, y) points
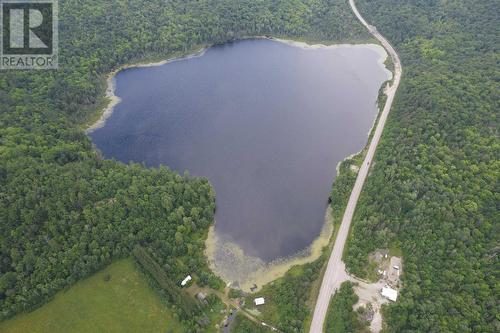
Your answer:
(206, 145), (367, 292)
(205, 207), (335, 292)
(85, 47), (207, 134)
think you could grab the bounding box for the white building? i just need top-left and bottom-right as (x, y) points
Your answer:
(181, 275), (192, 286)
(381, 286), (398, 302)
(254, 297), (265, 306)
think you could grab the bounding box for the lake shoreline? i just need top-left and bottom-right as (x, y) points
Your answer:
(86, 37), (392, 291)
(84, 37), (389, 134)
(205, 207), (335, 292)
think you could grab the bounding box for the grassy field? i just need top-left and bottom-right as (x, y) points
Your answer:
(0, 259), (185, 333)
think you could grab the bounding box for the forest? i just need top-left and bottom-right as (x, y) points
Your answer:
(343, 0), (499, 332)
(0, 0), (497, 332)
(0, 0), (368, 324)
(325, 282), (369, 333)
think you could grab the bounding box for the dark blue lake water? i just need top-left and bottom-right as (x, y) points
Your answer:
(90, 39), (390, 262)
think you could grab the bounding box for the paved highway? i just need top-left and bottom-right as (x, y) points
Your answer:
(309, 1), (402, 332)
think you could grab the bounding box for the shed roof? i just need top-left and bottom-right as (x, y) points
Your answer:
(181, 275), (192, 286)
(254, 297), (265, 306)
(382, 287), (398, 302)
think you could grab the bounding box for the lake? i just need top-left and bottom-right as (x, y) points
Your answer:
(90, 39), (390, 281)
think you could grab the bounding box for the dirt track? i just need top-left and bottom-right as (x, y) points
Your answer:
(309, 1), (402, 332)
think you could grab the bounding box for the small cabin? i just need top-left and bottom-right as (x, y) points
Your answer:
(254, 297), (265, 306)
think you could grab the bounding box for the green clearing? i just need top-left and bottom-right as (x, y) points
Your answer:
(0, 259), (184, 333)
(232, 313), (267, 333)
(325, 282), (369, 333)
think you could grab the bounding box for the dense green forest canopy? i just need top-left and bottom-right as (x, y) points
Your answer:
(344, 0), (499, 332)
(0, 0), (368, 325)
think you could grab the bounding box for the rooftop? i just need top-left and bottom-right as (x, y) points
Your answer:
(381, 287), (398, 302)
(254, 297), (265, 306)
